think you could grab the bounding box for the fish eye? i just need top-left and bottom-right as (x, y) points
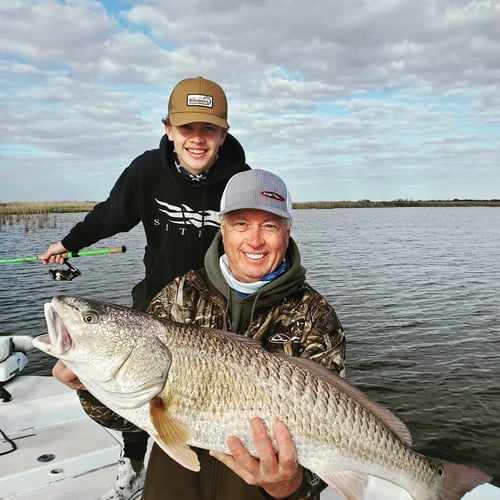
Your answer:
(82, 310), (99, 324)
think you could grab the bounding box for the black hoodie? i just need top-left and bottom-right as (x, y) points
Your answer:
(62, 133), (250, 309)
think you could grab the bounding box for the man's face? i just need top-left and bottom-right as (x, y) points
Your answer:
(165, 122), (226, 175)
(220, 209), (290, 283)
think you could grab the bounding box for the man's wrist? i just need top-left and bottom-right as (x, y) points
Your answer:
(259, 467), (325, 500)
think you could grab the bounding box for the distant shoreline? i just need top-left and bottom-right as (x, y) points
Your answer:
(294, 199), (500, 208)
(0, 201), (97, 216)
(1, 199), (500, 217)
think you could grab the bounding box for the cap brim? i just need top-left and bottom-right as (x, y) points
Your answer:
(169, 112), (228, 129)
(219, 204), (291, 219)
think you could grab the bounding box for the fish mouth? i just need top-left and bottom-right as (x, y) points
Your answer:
(32, 302), (72, 355)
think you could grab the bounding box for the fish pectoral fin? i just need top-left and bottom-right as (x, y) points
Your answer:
(152, 434), (201, 472)
(316, 470), (368, 500)
(149, 396), (200, 472)
(149, 396), (191, 445)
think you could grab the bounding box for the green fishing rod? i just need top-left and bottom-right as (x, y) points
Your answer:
(0, 246), (126, 281)
(0, 246), (126, 264)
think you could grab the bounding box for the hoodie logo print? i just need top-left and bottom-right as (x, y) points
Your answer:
(155, 199), (219, 229)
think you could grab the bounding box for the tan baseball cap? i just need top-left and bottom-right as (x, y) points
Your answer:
(167, 76), (228, 129)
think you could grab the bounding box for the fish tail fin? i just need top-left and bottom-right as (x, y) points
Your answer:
(433, 459), (492, 500)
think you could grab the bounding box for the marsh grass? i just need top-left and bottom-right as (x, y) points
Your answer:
(1, 199), (498, 230)
(293, 199), (500, 209)
(0, 201), (96, 230)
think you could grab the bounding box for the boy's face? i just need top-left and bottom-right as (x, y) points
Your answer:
(165, 122), (226, 176)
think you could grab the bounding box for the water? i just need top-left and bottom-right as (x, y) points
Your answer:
(1, 208), (499, 484)
(0, 213), (145, 374)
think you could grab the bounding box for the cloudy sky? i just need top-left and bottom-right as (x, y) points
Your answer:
(1, 0), (499, 202)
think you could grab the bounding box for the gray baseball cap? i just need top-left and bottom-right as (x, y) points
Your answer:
(219, 169), (292, 219)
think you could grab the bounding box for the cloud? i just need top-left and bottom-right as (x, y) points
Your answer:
(1, 0), (499, 202)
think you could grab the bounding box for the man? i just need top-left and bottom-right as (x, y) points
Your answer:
(142, 169), (346, 499)
(45, 76), (250, 500)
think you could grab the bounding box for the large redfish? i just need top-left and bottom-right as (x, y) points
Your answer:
(33, 296), (491, 500)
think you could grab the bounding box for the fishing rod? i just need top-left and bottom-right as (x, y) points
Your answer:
(0, 246), (126, 281)
(0, 246), (126, 263)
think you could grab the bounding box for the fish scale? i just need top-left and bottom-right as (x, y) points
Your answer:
(164, 324), (443, 485)
(33, 296), (492, 500)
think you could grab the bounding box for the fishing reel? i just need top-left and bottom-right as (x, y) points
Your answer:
(49, 260), (81, 281)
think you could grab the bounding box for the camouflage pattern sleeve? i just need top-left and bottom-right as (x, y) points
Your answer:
(146, 278), (179, 318)
(284, 284), (346, 378)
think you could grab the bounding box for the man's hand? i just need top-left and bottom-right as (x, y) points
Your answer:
(210, 417), (303, 499)
(52, 360), (86, 390)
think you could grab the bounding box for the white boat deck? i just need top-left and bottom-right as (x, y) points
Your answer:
(0, 375), (121, 499)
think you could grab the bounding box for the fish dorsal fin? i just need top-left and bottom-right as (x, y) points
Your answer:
(317, 470), (368, 500)
(286, 356), (413, 446)
(216, 329), (267, 349)
(151, 434), (201, 472)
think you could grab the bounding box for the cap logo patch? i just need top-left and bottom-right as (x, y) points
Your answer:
(187, 94), (213, 108)
(261, 190), (285, 202)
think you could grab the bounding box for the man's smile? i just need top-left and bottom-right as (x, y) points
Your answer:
(244, 252), (266, 260)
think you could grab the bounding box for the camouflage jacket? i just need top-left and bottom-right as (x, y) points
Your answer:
(148, 268), (346, 377)
(149, 233), (346, 377)
(143, 236), (346, 500)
